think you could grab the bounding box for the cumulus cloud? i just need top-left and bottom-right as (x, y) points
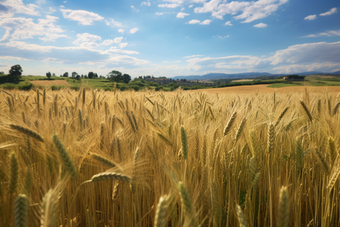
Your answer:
(0, 15), (66, 41)
(0, 0), (39, 18)
(213, 35), (229, 39)
(304, 15), (317, 20)
(187, 19), (200, 24)
(320, 7), (337, 16)
(183, 55), (204, 58)
(60, 8), (104, 25)
(119, 43), (128, 48)
(73, 33), (101, 45)
(253, 22), (267, 28)
(182, 41), (340, 74)
(105, 18), (123, 27)
(176, 12), (189, 18)
(130, 27), (139, 34)
(225, 21), (232, 26)
(186, 19), (212, 25)
(155, 12), (164, 15)
(158, 3), (179, 8)
(141, 2), (151, 6)
(118, 29), (124, 34)
(194, 0), (288, 22)
(101, 37), (123, 45)
(301, 30), (340, 38)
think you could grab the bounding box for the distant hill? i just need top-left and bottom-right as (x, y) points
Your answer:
(173, 72), (284, 81)
(172, 71), (338, 80)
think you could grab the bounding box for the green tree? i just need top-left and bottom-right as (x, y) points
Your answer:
(123, 74), (131, 84)
(72, 72), (78, 78)
(63, 72), (69, 77)
(0, 71), (4, 75)
(46, 72), (51, 79)
(88, 71), (94, 79)
(9, 64), (23, 81)
(108, 70), (123, 82)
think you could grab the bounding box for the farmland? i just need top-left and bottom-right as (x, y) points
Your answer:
(0, 87), (339, 227)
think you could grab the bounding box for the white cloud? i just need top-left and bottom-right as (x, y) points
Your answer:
(186, 19), (212, 25)
(105, 18), (123, 27)
(272, 63), (340, 74)
(200, 19), (212, 25)
(118, 29), (124, 34)
(188, 5), (194, 8)
(224, 21), (232, 26)
(131, 5), (139, 12)
(269, 41), (340, 65)
(60, 8), (104, 25)
(106, 47), (139, 55)
(253, 22), (267, 28)
(73, 33), (101, 44)
(304, 15), (317, 20)
(155, 12), (164, 15)
(158, 3), (180, 8)
(141, 2), (151, 6)
(214, 35), (229, 39)
(176, 12), (189, 18)
(183, 55), (204, 59)
(130, 27), (139, 34)
(101, 37), (123, 45)
(301, 30), (340, 38)
(194, 0), (288, 22)
(187, 19), (201, 24)
(36, 0), (46, 5)
(320, 7), (337, 16)
(119, 43), (128, 48)
(40, 33), (67, 42)
(0, 15), (66, 41)
(0, 0), (40, 18)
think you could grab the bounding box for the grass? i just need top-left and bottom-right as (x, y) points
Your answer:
(267, 82), (301, 88)
(0, 87), (340, 226)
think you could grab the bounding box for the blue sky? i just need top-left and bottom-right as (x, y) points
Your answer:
(0, 0), (339, 78)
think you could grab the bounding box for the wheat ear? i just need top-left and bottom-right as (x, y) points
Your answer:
(154, 195), (169, 227)
(88, 152), (117, 168)
(275, 107), (289, 127)
(52, 134), (77, 179)
(9, 151), (19, 194)
(10, 124), (44, 142)
(236, 205), (248, 227)
(299, 100), (312, 122)
(295, 138), (304, 177)
(267, 123), (275, 153)
(328, 136), (337, 165)
(181, 126), (188, 159)
(235, 117), (247, 143)
(40, 189), (58, 227)
(14, 194), (29, 227)
(90, 172), (131, 183)
(223, 111), (237, 136)
(327, 169), (340, 191)
(277, 186), (289, 227)
(314, 148), (329, 174)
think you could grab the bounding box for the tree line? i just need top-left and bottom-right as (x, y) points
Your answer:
(46, 70), (131, 83)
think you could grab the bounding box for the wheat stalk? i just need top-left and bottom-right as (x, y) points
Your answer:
(235, 117), (247, 143)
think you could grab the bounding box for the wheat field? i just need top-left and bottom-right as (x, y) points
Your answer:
(0, 87), (339, 227)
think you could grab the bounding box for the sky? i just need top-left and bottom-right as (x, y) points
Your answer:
(0, 0), (339, 78)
